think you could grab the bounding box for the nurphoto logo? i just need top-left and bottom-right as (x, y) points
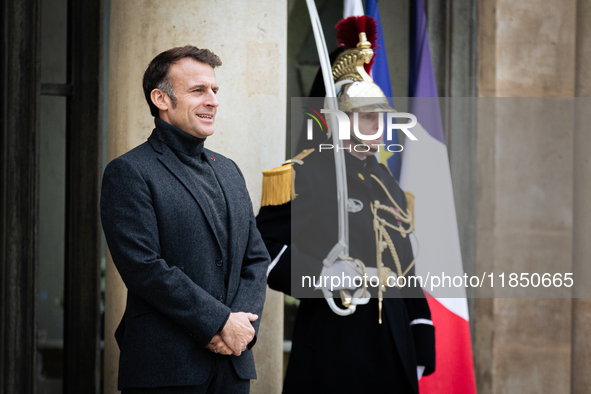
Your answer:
(303, 107), (418, 153)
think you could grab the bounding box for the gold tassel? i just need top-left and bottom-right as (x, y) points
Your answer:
(260, 149), (315, 207)
(261, 164), (293, 207)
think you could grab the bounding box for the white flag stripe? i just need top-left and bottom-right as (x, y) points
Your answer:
(436, 298), (469, 322)
(343, 0), (364, 18)
(400, 123), (469, 320)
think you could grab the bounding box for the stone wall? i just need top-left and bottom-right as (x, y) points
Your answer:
(476, 0), (591, 392)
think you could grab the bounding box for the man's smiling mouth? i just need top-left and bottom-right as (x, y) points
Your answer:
(197, 114), (213, 119)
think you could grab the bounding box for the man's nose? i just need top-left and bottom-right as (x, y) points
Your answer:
(373, 116), (382, 130)
(206, 90), (219, 107)
(373, 116), (384, 142)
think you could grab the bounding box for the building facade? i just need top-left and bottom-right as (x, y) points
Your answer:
(1, 0), (590, 393)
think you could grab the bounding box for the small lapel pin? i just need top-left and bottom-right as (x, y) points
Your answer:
(211, 157), (215, 161)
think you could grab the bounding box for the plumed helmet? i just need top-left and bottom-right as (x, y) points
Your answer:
(332, 16), (394, 113)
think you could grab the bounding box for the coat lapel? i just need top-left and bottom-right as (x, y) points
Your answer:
(149, 135), (223, 253)
(205, 151), (242, 298)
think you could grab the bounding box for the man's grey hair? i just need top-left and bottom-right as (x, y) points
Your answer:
(157, 77), (177, 108)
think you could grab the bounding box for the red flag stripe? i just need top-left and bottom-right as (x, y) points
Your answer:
(419, 297), (477, 393)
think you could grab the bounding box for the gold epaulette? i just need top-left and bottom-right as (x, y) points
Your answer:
(261, 164), (292, 207)
(260, 149), (314, 207)
(404, 191), (415, 228)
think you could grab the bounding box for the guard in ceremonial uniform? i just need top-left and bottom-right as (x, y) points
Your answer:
(256, 16), (435, 393)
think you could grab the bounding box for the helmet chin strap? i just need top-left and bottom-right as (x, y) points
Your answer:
(350, 134), (378, 153)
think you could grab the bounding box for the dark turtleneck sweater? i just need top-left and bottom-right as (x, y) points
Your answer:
(154, 118), (230, 285)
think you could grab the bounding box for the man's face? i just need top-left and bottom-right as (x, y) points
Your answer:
(346, 112), (384, 158)
(159, 58), (219, 139)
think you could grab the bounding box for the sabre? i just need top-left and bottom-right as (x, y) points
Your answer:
(305, 0), (369, 316)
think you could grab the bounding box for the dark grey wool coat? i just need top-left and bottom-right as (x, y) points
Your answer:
(100, 125), (270, 390)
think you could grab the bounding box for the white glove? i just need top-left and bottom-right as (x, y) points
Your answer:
(417, 365), (425, 380)
(315, 260), (363, 291)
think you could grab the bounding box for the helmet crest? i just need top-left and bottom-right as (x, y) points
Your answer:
(335, 15), (379, 74)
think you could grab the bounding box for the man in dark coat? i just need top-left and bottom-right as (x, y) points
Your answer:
(256, 17), (435, 393)
(100, 46), (270, 393)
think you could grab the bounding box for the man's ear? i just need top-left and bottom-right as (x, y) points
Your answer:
(151, 89), (169, 112)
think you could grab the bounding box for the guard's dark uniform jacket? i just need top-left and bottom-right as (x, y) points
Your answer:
(257, 148), (435, 393)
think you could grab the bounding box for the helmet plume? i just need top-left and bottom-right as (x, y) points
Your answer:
(335, 16), (379, 73)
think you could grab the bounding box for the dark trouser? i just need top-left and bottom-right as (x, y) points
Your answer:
(122, 354), (250, 394)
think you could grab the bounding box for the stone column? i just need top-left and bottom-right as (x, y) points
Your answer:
(250, 288), (284, 394)
(104, 1), (287, 393)
(474, 3), (497, 393)
(476, 0), (577, 393)
(572, 1), (591, 392)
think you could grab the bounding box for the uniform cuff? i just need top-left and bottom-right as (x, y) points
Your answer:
(412, 323), (436, 376)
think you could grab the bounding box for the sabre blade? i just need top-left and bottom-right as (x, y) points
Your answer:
(305, 0), (349, 260)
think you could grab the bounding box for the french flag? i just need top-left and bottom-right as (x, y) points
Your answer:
(400, 0), (477, 392)
(344, 0), (477, 390)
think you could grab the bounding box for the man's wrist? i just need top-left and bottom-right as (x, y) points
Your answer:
(217, 310), (231, 334)
(246, 334), (257, 350)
